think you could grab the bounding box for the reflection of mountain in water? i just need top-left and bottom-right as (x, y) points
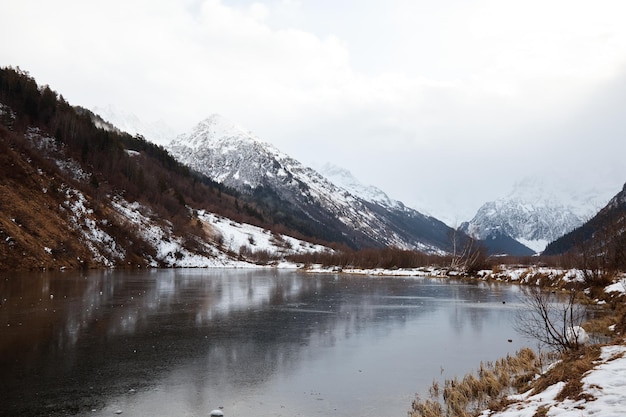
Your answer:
(0, 270), (522, 417)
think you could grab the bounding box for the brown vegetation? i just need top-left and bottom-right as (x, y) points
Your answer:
(287, 243), (491, 272)
(409, 348), (541, 417)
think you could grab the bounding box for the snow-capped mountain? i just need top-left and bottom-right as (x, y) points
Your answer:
(544, 182), (626, 256)
(461, 176), (611, 254)
(168, 114), (456, 253)
(316, 163), (403, 210)
(92, 105), (175, 145)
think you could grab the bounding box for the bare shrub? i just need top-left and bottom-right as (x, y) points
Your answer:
(514, 288), (588, 353)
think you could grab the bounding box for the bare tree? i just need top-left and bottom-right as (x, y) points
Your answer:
(514, 288), (588, 353)
(449, 228), (487, 273)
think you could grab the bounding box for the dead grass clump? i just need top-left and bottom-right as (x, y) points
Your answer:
(409, 396), (444, 417)
(409, 348), (542, 417)
(533, 405), (549, 417)
(529, 345), (601, 402)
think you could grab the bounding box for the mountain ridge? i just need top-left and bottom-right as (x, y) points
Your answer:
(167, 114), (458, 253)
(460, 175), (613, 255)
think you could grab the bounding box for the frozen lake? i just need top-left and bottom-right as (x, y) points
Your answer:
(0, 269), (531, 417)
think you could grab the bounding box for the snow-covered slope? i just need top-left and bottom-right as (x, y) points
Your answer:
(111, 197), (329, 267)
(461, 176), (611, 254)
(168, 114), (455, 253)
(317, 163), (403, 210)
(488, 343), (626, 417)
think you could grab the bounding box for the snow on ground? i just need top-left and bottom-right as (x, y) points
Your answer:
(305, 265), (447, 277)
(62, 187), (125, 267)
(605, 279), (626, 295)
(196, 210), (329, 257)
(25, 127), (90, 182)
(517, 238), (549, 254)
(475, 266), (587, 285)
(303, 265), (593, 284)
(108, 199), (329, 268)
(110, 197), (246, 268)
(481, 343), (626, 417)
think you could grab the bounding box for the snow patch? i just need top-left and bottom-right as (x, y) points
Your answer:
(486, 343), (626, 417)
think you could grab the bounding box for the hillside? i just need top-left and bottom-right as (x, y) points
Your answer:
(0, 67), (328, 270)
(543, 182), (626, 271)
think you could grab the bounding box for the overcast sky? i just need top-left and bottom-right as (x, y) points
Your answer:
(3, 0), (626, 223)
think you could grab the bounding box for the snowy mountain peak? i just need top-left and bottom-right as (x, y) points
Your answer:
(193, 114), (256, 144)
(507, 174), (612, 218)
(461, 175), (617, 254)
(318, 163), (401, 209)
(171, 113), (280, 155)
(167, 115), (455, 253)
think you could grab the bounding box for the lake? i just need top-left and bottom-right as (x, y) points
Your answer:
(0, 269), (531, 417)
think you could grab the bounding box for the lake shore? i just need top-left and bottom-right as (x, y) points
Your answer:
(301, 264), (626, 417)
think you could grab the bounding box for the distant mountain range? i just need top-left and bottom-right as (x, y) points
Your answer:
(460, 176), (612, 255)
(95, 105), (619, 257)
(544, 182), (626, 260)
(167, 114), (457, 253)
(5, 66), (626, 273)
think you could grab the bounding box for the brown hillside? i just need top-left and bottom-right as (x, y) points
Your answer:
(0, 128), (94, 270)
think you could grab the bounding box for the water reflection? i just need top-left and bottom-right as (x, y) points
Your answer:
(0, 270), (529, 417)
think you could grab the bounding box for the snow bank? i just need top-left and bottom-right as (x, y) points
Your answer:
(197, 210), (328, 258)
(482, 343), (626, 417)
(605, 279), (626, 295)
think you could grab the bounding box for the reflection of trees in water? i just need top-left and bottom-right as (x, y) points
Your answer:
(0, 271), (519, 417)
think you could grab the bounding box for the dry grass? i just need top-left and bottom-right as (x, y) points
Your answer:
(409, 348), (541, 417)
(529, 345), (601, 402)
(409, 343), (616, 417)
(533, 405), (549, 417)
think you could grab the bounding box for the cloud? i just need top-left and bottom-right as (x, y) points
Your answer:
(2, 0), (626, 222)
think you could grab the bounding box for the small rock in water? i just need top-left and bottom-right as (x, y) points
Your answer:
(115, 410), (123, 415)
(210, 409), (224, 417)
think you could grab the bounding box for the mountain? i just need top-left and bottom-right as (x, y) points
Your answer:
(92, 105), (176, 145)
(316, 163), (402, 210)
(460, 176), (609, 255)
(543, 182), (626, 264)
(167, 114), (457, 253)
(0, 67), (328, 270)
